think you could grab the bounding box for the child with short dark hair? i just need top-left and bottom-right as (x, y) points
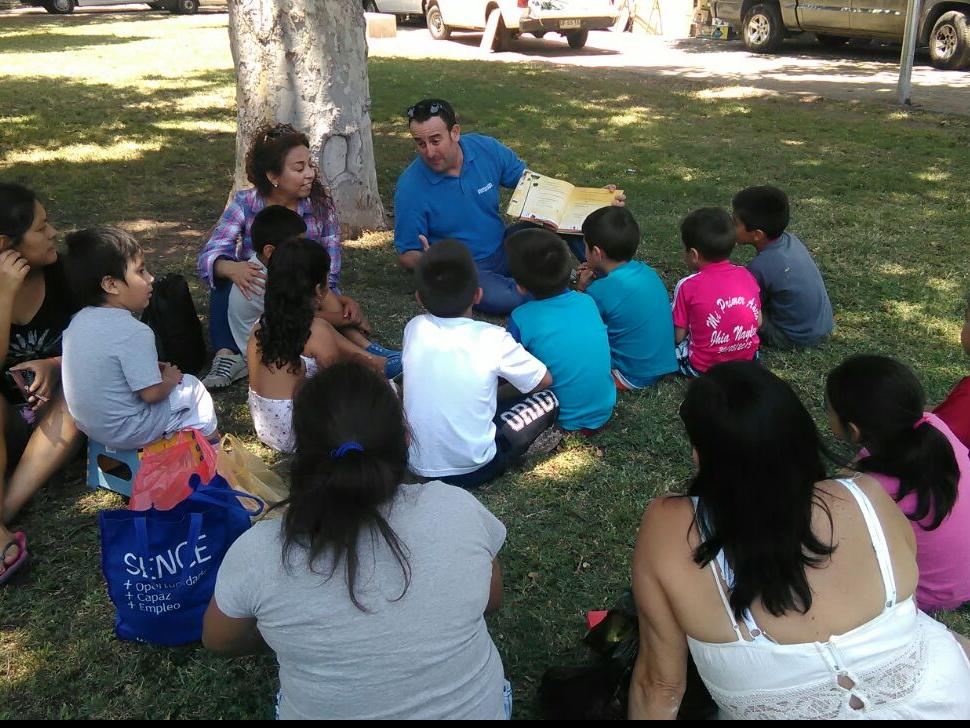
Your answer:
(577, 206), (677, 390)
(62, 227), (218, 450)
(228, 205), (400, 377)
(733, 186), (833, 350)
(673, 208), (761, 377)
(506, 228), (615, 433)
(404, 240), (560, 488)
(935, 293), (970, 450)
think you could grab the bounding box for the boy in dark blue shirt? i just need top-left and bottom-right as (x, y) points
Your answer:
(505, 228), (615, 433)
(576, 207), (677, 390)
(733, 186), (834, 350)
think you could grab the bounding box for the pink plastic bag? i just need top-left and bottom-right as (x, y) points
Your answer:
(129, 430), (218, 511)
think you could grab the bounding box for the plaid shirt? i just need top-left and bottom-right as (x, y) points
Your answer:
(197, 187), (342, 292)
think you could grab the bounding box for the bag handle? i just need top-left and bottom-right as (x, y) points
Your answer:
(133, 512), (204, 567)
(188, 474), (265, 517)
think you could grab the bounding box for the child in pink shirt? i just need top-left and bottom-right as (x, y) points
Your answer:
(827, 354), (970, 613)
(672, 207), (761, 376)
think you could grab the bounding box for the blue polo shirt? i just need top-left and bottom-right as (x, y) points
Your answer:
(394, 134), (527, 261)
(508, 290), (615, 431)
(586, 260), (678, 387)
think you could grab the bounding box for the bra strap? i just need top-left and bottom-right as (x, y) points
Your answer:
(838, 478), (897, 610)
(692, 497), (744, 641)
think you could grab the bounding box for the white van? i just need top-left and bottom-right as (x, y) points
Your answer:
(424, 0), (619, 50)
(29, 0), (198, 14)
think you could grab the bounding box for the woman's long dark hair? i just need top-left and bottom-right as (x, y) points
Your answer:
(246, 123), (332, 221)
(681, 361), (834, 619)
(255, 237), (329, 372)
(0, 183), (37, 247)
(281, 362), (411, 611)
(827, 354), (959, 530)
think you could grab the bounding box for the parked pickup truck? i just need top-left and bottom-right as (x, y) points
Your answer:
(424, 0), (619, 51)
(711, 0), (970, 69)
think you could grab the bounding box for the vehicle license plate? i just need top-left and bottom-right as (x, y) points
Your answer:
(560, 19), (582, 29)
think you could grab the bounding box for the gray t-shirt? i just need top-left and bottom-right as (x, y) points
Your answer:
(62, 306), (169, 450)
(227, 252), (266, 355)
(215, 482), (508, 720)
(747, 232), (834, 346)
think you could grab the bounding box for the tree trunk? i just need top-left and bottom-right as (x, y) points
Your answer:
(227, 0), (386, 234)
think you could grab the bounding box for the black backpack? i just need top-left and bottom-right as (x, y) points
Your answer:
(141, 273), (207, 375)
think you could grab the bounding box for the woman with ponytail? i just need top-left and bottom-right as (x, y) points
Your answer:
(628, 361), (970, 720)
(247, 237), (385, 453)
(826, 354), (970, 613)
(204, 362), (511, 720)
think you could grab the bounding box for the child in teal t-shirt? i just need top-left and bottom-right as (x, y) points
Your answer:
(505, 228), (615, 433)
(577, 207), (677, 390)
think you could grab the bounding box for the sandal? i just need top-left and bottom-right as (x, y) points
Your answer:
(0, 532), (28, 585)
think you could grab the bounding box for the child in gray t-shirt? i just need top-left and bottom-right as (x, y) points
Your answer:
(61, 228), (217, 451)
(733, 186), (834, 350)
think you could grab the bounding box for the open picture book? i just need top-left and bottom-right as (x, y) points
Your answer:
(506, 170), (622, 234)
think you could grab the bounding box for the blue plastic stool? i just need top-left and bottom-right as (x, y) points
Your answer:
(87, 441), (142, 498)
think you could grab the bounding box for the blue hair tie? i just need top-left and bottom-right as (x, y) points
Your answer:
(331, 441), (364, 460)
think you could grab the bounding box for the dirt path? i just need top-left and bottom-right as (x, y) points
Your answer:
(370, 26), (970, 117)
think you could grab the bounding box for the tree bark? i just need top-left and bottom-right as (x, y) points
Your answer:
(227, 0), (386, 234)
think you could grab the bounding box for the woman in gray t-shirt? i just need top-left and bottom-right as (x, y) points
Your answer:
(203, 362), (509, 720)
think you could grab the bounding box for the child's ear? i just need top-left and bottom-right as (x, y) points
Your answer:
(688, 247), (701, 266)
(101, 275), (121, 297)
(592, 245), (606, 260)
(0, 234), (11, 252)
(473, 287), (484, 305)
(263, 244), (276, 260)
(515, 283), (528, 297)
(847, 422), (863, 445)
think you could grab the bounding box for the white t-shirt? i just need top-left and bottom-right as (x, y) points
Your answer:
(227, 253), (267, 355)
(403, 314), (547, 477)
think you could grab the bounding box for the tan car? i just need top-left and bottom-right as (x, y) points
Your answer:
(424, 0), (619, 51)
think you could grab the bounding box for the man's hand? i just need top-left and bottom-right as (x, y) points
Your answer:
(11, 358), (59, 410)
(604, 184), (626, 207)
(226, 260), (266, 301)
(576, 263), (596, 292)
(0, 250), (30, 301)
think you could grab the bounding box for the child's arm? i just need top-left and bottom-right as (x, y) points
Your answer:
(528, 370), (554, 393)
(139, 363), (182, 404)
(674, 327), (688, 344)
(314, 291), (370, 334)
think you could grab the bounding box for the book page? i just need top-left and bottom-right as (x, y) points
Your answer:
(506, 171), (573, 228)
(557, 186), (623, 234)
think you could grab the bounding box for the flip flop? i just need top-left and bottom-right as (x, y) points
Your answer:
(0, 532), (28, 585)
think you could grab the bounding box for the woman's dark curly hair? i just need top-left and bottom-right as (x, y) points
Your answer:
(255, 237), (330, 372)
(246, 123), (332, 219)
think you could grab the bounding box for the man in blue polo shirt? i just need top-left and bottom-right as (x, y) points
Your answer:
(394, 99), (621, 316)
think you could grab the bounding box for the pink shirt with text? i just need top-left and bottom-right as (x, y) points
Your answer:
(672, 261), (761, 373)
(866, 412), (970, 613)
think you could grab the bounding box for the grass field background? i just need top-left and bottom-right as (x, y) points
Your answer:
(1, 9), (969, 719)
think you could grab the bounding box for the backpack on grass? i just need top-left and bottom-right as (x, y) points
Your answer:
(141, 273), (207, 375)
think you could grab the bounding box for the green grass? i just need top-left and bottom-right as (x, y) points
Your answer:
(2, 10), (970, 719)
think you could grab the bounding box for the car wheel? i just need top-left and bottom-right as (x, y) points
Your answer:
(533, 31), (546, 38)
(173, 0), (198, 14)
(742, 3), (784, 53)
(611, 0), (632, 32)
(426, 2), (451, 41)
(929, 11), (970, 70)
(363, 0), (378, 12)
(44, 0), (75, 14)
(147, 2), (163, 8)
(566, 29), (589, 49)
(816, 33), (850, 47)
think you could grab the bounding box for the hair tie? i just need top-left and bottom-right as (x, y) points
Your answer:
(330, 441), (364, 460)
(913, 414), (932, 430)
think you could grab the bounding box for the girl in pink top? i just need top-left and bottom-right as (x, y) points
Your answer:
(672, 208), (761, 375)
(826, 354), (970, 612)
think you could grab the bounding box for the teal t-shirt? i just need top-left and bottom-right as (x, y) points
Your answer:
(586, 261), (678, 387)
(508, 291), (615, 431)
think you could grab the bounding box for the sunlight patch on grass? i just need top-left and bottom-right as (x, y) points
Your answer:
(154, 119), (236, 134)
(915, 168), (951, 183)
(694, 85), (774, 100)
(5, 140), (162, 165)
(1, 630), (44, 687)
(527, 447), (597, 481)
(346, 231), (394, 250)
(175, 91), (235, 113)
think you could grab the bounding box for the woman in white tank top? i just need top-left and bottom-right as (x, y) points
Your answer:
(628, 362), (970, 720)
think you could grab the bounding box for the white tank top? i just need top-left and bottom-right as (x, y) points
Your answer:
(687, 478), (970, 719)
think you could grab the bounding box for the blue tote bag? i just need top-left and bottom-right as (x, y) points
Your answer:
(99, 474), (264, 645)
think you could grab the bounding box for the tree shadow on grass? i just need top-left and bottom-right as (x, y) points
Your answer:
(0, 31), (152, 53)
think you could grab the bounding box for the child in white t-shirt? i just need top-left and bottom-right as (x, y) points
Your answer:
(404, 240), (560, 488)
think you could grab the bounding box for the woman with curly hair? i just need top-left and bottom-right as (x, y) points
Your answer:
(247, 237), (385, 453)
(198, 123), (399, 390)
